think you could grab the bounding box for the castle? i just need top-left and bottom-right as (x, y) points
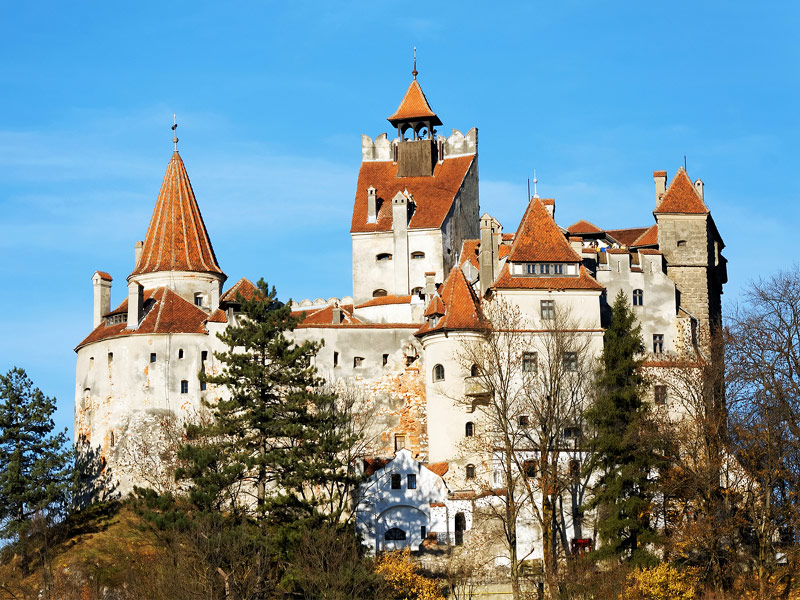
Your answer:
(74, 68), (726, 562)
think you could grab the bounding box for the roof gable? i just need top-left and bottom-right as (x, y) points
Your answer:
(131, 153), (224, 278)
(632, 224), (658, 247)
(566, 219), (603, 235)
(654, 169), (709, 215)
(508, 199), (581, 263)
(220, 277), (260, 305)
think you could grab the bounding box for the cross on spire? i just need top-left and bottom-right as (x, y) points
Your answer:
(172, 114), (179, 152)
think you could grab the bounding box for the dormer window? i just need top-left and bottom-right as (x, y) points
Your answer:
(376, 253), (393, 262)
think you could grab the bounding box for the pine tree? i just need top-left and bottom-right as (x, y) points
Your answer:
(0, 367), (72, 539)
(178, 279), (360, 528)
(585, 290), (663, 565)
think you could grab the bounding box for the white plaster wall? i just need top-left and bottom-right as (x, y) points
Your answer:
(132, 270), (225, 309)
(495, 289), (603, 330)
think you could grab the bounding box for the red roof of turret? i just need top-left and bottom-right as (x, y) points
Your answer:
(508, 199), (581, 263)
(387, 79), (442, 126)
(416, 267), (483, 336)
(654, 168), (709, 215)
(130, 152), (224, 278)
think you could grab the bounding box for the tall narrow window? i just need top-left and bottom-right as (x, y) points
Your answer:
(201, 350), (208, 362)
(333, 351), (339, 367)
(150, 353), (156, 363)
(654, 385), (667, 405)
(194, 293), (204, 307)
(107, 352), (113, 364)
(633, 289), (644, 306)
(433, 364), (445, 382)
(407, 474), (417, 489)
(383, 353), (389, 366)
(540, 300), (555, 320)
(178, 348), (184, 359)
(569, 459), (581, 477)
(109, 431), (115, 447)
(465, 422), (474, 437)
(180, 380), (188, 394)
(653, 334), (664, 354)
(200, 380), (207, 391)
(395, 435), (406, 451)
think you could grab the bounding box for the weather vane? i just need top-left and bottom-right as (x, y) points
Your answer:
(533, 170), (539, 199)
(412, 46), (418, 79)
(172, 114), (179, 152)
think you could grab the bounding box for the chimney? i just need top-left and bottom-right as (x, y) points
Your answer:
(134, 241), (144, 268)
(569, 236), (583, 254)
(210, 282), (221, 312)
(694, 178), (704, 200)
(392, 191), (410, 295)
(126, 280), (143, 330)
(654, 171), (667, 207)
(332, 304), (342, 324)
(479, 214), (494, 295)
(92, 271), (112, 328)
(491, 217), (502, 278)
(542, 199), (555, 218)
(424, 272), (436, 307)
(367, 186), (377, 223)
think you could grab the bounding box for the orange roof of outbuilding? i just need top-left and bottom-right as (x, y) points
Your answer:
(130, 152), (224, 278)
(508, 199), (581, 263)
(350, 155), (475, 233)
(606, 227), (649, 247)
(654, 168), (709, 215)
(416, 267), (483, 336)
(76, 287), (209, 350)
(387, 79), (442, 126)
(632, 224), (658, 247)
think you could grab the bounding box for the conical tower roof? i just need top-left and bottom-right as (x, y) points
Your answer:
(387, 78), (442, 127)
(130, 152), (224, 278)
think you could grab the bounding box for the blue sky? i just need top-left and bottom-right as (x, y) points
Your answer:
(2, 1), (799, 435)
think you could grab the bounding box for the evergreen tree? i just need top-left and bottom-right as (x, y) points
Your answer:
(178, 279), (361, 528)
(0, 367), (72, 539)
(585, 290), (663, 565)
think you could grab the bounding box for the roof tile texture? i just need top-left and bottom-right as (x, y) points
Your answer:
(492, 264), (604, 291)
(508, 198), (581, 263)
(131, 153), (223, 277)
(654, 169), (709, 214)
(387, 79), (440, 124)
(350, 155), (475, 234)
(632, 224), (658, 247)
(416, 267), (483, 336)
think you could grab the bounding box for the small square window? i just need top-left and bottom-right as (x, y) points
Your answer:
(541, 300), (555, 320)
(353, 356), (364, 368)
(526, 263), (536, 275)
(518, 415), (530, 427)
(540, 264), (550, 275)
(150, 353), (157, 363)
(653, 334), (664, 354)
(407, 474), (417, 489)
(180, 380), (188, 394)
(391, 474), (401, 489)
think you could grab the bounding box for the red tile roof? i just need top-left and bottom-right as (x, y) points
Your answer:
(206, 308), (228, 323)
(293, 304), (362, 327)
(632, 224), (658, 247)
(492, 264), (604, 291)
(416, 267), (483, 336)
(350, 155), (475, 233)
(502, 233), (515, 241)
(94, 271), (112, 281)
(76, 287), (209, 350)
(131, 153), (224, 278)
(364, 457), (390, 476)
(653, 170), (667, 178)
(426, 462), (449, 477)
(606, 227), (649, 247)
(387, 79), (442, 126)
(355, 295), (413, 308)
(654, 168), (709, 215)
(638, 249), (663, 255)
(424, 294), (446, 317)
(459, 239), (481, 270)
(220, 278), (260, 304)
(606, 248), (629, 255)
(508, 199), (581, 263)
(567, 219), (603, 235)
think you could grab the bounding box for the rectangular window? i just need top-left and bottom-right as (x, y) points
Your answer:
(200, 380), (207, 391)
(391, 474), (401, 489)
(333, 351), (339, 367)
(407, 474), (417, 489)
(569, 459), (581, 477)
(180, 380), (188, 394)
(522, 352), (538, 373)
(540, 300), (555, 320)
(395, 434), (406, 451)
(383, 353), (389, 366)
(353, 356), (364, 368)
(150, 353), (156, 363)
(553, 264), (563, 274)
(526, 263), (536, 274)
(523, 460), (537, 478)
(540, 264), (550, 275)
(564, 426), (582, 439)
(563, 352), (578, 372)
(518, 415), (530, 427)
(421, 525), (427, 540)
(201, 350), (208, 362)
(654, 385), (667, 405)
(194, 295), (203, 307)
(653, 334), (664, 354)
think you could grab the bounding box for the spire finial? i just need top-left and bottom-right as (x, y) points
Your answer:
(533, 170), (539, 199)
(172, 114), (179, 152)
(412, 46), (418, 79)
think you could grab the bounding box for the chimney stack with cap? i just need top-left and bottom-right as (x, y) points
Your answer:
(92, 271), (112, 328)
(424, 272), (436, 307)
(134, 241), (143, 269)
(654, 171), (667, 208)
(694, 178), (704, 200)
(367, 187), (377, 223)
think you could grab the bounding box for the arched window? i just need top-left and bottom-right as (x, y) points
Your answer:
(385, 527), (406, 540)
(376, 253), (393, 262)
(466, 464), (475, 479)
(633, 289), (644, 306)
(433, 364), (445, 382)
(372, 289), (388, 298)
(465, 421), (474, 437)
(470, 364), (479, 377)
(411, 251), (425, 260)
